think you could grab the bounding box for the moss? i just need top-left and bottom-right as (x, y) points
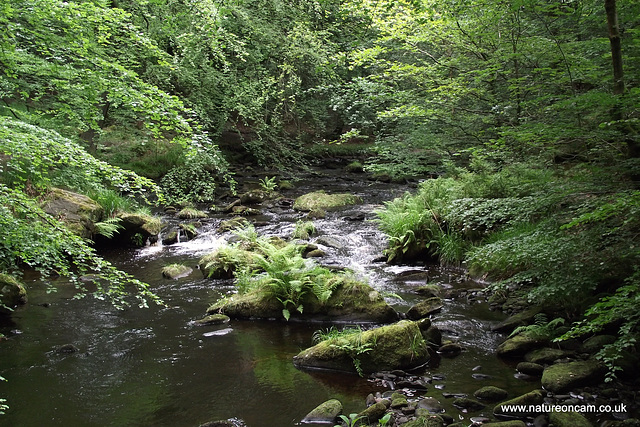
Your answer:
(493, 390), (544, 417)
(161, 263), (193, 279)
(177, 207), (208, 219)
(301, 399), (343, 423)
(293, 320), (429, 374)
(0, 273), (28, 310)
(496, 332), (548, 358)
(293, 191), (363, 211)
(474, 386), (508, 402)
(541, 359), (606, 393)
(549, 411), (593, 427)
(194, 314), (230, 326)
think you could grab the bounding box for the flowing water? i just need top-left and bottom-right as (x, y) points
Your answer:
(0, 169), (538, 426)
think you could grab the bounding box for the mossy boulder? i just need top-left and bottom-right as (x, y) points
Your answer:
(0, 273), (27, 312)
(198, 248), (258, 279)
(582, 334), (617, 354)
(403, 415), (446, 427)
(496, 333), (548, 358)
(293, 191), (363, 211)
(524, 347), (574, 365)
(161, 264), (193, 279)
(218, 217), (249, 232)
(516, 361), (544, 377)
(292, 320), (429, 374)
(357, 401), (388, 425)
(406, 297), (444, 320)
(541, 359), (606, 393)
(481, 421), (527, 427)
(42, 188), (104, 238)
(208, 279), (398, 323)
(301, 398), (343, 424)
(194, 314), (230, 326)
(492, 307), (543, 334)
(474, 386), (509, 402)
(549, 411), (593, 427)
(493, 389), (544, 417)
(116, 212), (163, 246)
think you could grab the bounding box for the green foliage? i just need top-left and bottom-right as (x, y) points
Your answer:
(0, 117), (161, 201)
(559, 269), (640, 381)
(94, 217), (124, 239)
(0, 185), (161, 308)
(335, 413), (364, 427)
(259, 176), (278, 193)
(510, 314), (565, 341)
(160, 148), (232, 205)
(314, 325), (374, 377)
(212, 225), (345, 320)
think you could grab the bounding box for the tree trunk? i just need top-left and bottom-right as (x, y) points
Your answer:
(604, 0), (624, 95)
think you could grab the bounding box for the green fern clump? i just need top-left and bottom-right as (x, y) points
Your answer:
(94, 217), (124, 239)
(292, 220), (316, 240)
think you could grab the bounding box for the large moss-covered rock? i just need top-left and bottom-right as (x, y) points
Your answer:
(301, 399), (343, 424)
(406, 297), (444, 320)
(0, 273), (27, 312)
(208, 279), (398, 323)
(492, 307), (543, 334)
(116, 212), (163, 246)
(493, 389), (544, 417)
(292, 320), (430, 374)
(42, 188), (104, 238)
(541, 359), (606, 393)
(549, 411), (593, 427)
(474, 386), (509, 402)
(497, 333), (548, 358)
(524, 347), (574, 364)
(293, 191), (363, 211)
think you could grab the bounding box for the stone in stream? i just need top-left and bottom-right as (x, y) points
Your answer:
(0, 273), (27, 312)
(293, 191), (363, 211)
(493, 389), (544, 418)
(496, 333), (548, 358)
(541, 359), (606, 393)
(293, 320), (430, 374)
(194, 314), (230, 326)
(406, 297), (444, 320)
(300, 398), (343, 424)
(549, 411), (593, 427)
(474, 386), (509, 402)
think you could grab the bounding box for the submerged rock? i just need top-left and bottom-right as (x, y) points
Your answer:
(161, 264), (193, 279)
(293, 320), (430, 374)
(194, 314), (230, 326)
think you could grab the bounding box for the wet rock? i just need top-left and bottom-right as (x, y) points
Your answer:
(212, 278), (398, 324)
(293, 320), (429, 374)
(218, 217), (249, 232)
(493, 389), (544, 417)
(358, 401), (388, 424)
(0, 273), (27, 312)
(403, 415), (445, 427)
(177, 207), (208, 219)
(306, 209), (326, 219)
(452, 397), (485, 411)
(56, 344), (79, 354)
(474, 386), (509, 402)
(416, 397), (445, 414)
(194, 314), (230, 326)
(415, 285), (441, 298)
(240, 190), (270, 205)
(180, 223), (199, 240)
(517, 361), (544, 377)
(231, 205), (261, 216)
(162, 264), (193, 279)
(198, 418), (247, 427)
(438, 343), (463, 357)
(162, 230), (179, 245)
(548, 411), (592, 427)
(406, 297), (444, 320)
(391, 392), (409, 409)
(582, 335), (617, 354)
(492, 307), (543, 334)
(497, 333), (548, 358)
(541, 359), (606, 393)
(422, 325), (442, 348)
(305, 249), (326, 258)
(482, 421), (527, 427)
(524, 347), (574, 365)
(301, 398), (343, 424)
(293, 191), (363, 211)
(315, 236), (345, 250)
(42, 188), (104, 238)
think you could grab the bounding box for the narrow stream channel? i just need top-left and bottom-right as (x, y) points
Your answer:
(0, 169), (538, 426)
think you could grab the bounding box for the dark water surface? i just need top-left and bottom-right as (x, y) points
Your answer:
(0, 170), (537, 426)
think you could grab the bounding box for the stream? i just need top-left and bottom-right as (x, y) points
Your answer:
(0, 168), (538, 426)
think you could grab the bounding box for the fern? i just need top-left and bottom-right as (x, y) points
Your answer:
(510, 313), (565, 340)
(94, 217), (124, 239)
